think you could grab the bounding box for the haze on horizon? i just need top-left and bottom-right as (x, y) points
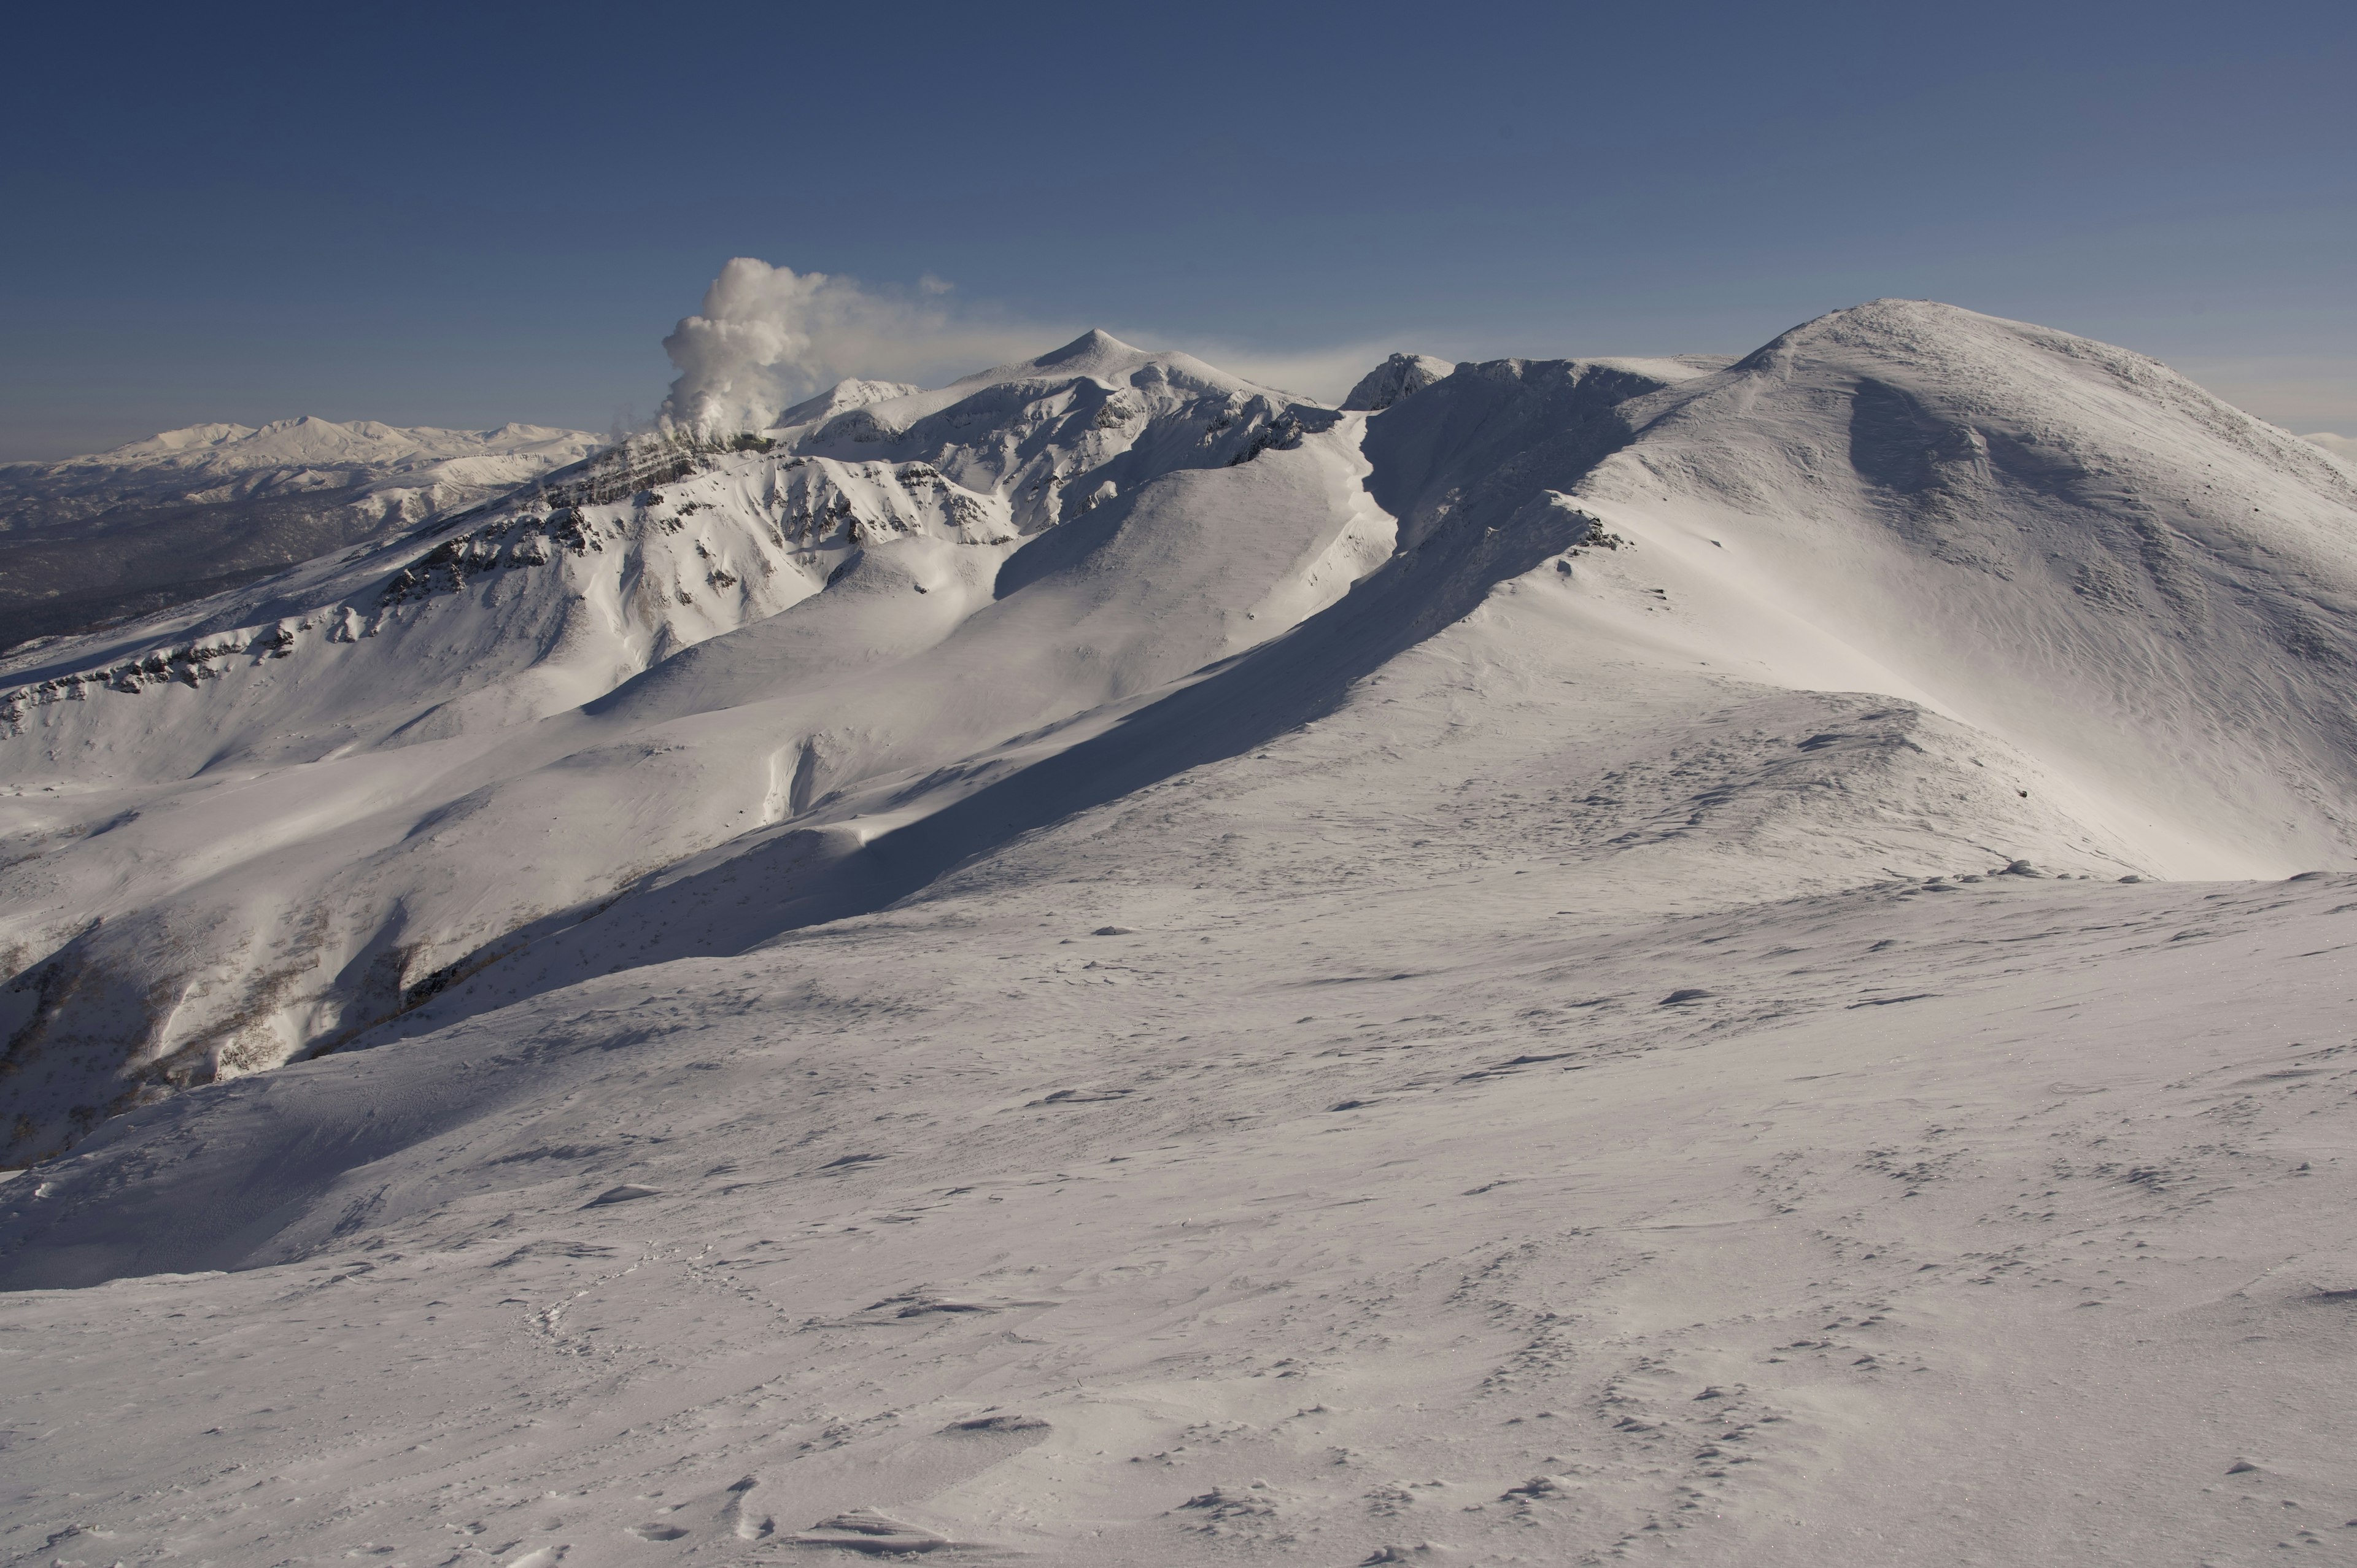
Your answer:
(2, 0), (2353, 462)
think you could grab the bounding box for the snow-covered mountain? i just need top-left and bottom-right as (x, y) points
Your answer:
(0, 331), (1366, 1157)
(6, 304), (2356, 1167)
(0, 417), (600, 651)
(3, 303), (2355, 1567)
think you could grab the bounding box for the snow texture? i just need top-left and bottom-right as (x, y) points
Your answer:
(2, 303), (2356, 1567)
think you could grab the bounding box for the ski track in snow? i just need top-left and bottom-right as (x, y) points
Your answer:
(1, 302), (2355, 1566)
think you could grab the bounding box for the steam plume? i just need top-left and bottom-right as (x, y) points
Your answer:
(659, 258), (1054, 432)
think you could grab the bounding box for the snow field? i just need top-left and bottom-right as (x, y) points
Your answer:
(5, 862), (2351, 1563)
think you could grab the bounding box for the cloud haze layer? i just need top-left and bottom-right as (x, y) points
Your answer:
(1167, 339), (1423, 403)
(2165, 353), (2357, 440)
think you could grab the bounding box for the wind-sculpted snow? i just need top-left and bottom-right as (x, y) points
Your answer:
(4, 813), (2353, 1566)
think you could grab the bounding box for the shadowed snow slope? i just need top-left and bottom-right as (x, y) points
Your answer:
(1, 304), (2356, 1566)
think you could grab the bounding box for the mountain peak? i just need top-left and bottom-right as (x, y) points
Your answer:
(136, 422), (258, 452)
(1342, 352), (1455, 412)
(1034, 328), (1140, 367)
(773, 377), (926, 428)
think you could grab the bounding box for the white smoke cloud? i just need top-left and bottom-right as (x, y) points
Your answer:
(660, 258), (1067, 432)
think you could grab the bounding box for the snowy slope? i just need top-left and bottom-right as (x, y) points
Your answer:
(1555, 300), (2357, 875)
(0, 418), (600, 650)
(0, 334), (1377, 1162)
(2, 797), (2351, 1567)
(1, 302), (2356, 1567)
(6, 306), (2355, 1167)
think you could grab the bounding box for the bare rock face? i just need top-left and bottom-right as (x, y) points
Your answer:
(1341, 352), (1455, 412)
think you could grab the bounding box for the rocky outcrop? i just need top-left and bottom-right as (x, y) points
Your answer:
(1341, 352), (1455, 412)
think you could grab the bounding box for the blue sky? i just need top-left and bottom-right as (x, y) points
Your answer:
(4, 0), (2351, 458)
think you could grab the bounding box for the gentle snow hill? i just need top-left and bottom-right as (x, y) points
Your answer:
(0, 417), (599, 650)
(1565, 299), (2357, 874)
(2, 304), (2356, 1179)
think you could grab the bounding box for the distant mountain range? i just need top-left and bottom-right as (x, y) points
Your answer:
(0, 417), (599, 650)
